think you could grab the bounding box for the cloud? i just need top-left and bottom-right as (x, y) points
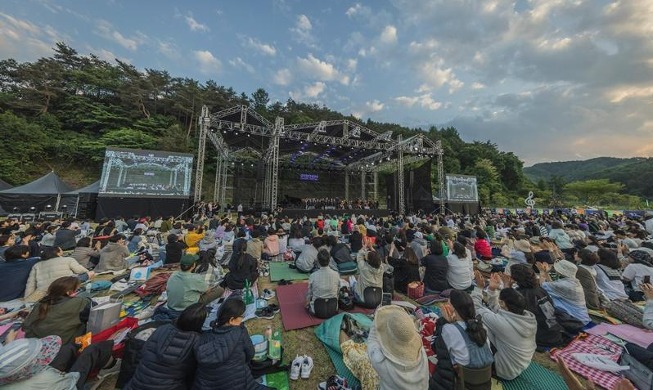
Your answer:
(296, 54), (349, 85)
(0, 12), (68, 61)
(290, 81), (326, 100)
(194, 50), (222, 75)
(366, 100), (384, 112)
(229, 57), (255, 73)
(244, 37), (277, 56)
(379, 25), (398, 45)
(395, 93), (442, 110)
(185, 14), (209, 32)
(96, 20), (146, 51)
(290, 14), (316, 47)
(273, 68), (292, 85)
(158, 40), (180, 60)
(417, 59), (464, 93)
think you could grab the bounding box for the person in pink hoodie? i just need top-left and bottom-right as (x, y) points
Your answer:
(263, 228), (280, 260)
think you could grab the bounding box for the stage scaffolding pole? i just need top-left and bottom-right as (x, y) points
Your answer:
(398, 134), (405, 215)
(269, 117), (282, 212)
(373, 171), (378, 203)
(437, 140), (445, 214)
(344, 169), (350, 201)
(219, 153), (228, 207)
(194, 105), (210, 203)
(361, 171), (366, 199)
(213, 156), (222, 203)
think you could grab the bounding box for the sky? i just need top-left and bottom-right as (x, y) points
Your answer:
(1, 0), (653, 166)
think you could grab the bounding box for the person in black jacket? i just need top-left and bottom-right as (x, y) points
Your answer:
(53, 221), (81, 251)
(221, 240), (258, 290)
(388, 246), (421, 294)
(192, 298), (268, 390)
(422, 238), (450, 293)
(349, 230), (363, 253)
(510, 263), (565, 350)
(329, 235), (352, 265)
(124, 303), (207, 390)
(165, 234), (188, 264)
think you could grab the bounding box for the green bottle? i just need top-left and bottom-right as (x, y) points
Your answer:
(243, 279), (254, 305)
(268, 329), (282, 361)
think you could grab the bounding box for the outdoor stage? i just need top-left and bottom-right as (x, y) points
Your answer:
(277, 208), (391, 219)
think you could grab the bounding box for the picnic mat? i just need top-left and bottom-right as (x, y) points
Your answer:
(587, 323), (653, 348)
(276, 283), (374, 331)
(500, 362), (566, 390)
(269, 262), (310, 282)
(324, 342), (360, 389)
(263, 371), (289, 390)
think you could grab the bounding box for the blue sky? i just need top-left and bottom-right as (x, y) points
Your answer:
(1, 0), (653, 165)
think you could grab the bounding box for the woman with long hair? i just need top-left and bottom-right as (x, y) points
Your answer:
(222, 240), (258, 290)
(575, 249), (602, 310)
(594, 247), (628, 300)
(23, 276), (92, 344)
(193, 298), (268, 389)
(421, 238), (450, 293)
(446, 240), (474, 291)
(431, 289), (493, 390)
(388, 245), (421, 294)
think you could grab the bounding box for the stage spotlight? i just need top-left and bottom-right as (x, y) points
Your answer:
(45, 205), (52, 211)
(29, 206), (36, 212)
(12, 207), (18, 212)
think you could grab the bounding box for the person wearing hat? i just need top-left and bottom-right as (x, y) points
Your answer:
(0, 334), (116, 390)
(622, 250), (653, 302)
(155, 254), (224, 321)
(537, 259), (591, 325)
(367, 305), (430, 390)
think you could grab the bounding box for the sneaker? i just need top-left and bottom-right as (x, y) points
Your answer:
(290, 355), (302, 380)
(262, 288), (276, 300)
(97, 358), (122, 379)
(267, 304), (280, 314)
(255, 307), (275, 319)
(300, 355), (314, 379)
(318, 375), (350, 390)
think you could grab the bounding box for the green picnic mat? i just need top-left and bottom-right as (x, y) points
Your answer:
(269, 262), (310, 282)
(324, 344), (360, 389)
(500, 362), (566, 390)
(264, 371), (289, 390)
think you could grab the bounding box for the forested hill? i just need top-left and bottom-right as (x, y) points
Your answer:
(525, 157), (653, 198)
(0, 43), (528, 204)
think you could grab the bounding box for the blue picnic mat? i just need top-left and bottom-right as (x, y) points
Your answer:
(500, 362), (567, 390)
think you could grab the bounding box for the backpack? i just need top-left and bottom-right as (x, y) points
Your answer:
(452, 323), (494, 390)
(338, 286), (354, 310)
(134, 273), (171, 297)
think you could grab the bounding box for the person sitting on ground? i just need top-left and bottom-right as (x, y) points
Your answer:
(125, 303), (207, 390)
(19, 228), (41, 258)
(548, 221), (575, 257)
(53, 221), (81, 251)
(472, 271), (537, 380)
(165, 233), (188, 265)
(70, 237), (101, 269)
(509, 264), (565, 350)
(0, 245), (40, 302)
(474, 230), (493, 261)
(184, 226), (205, 249)
(446, 239), (474, 291)
(305, 249), (341, 315)
(24, 246), (94, 301)
(622, 250), (653, 302)
(245, 229), (264, 261)
(262, 228), (280, 260)
(575, 249), (603, 310)
(349, 229), (363, 253)
(594, 247), (629, 300)
(193, 297), (268, 390)
(410, 231), (428, 259)
(23, 276), (92, 344)
(95, 234), (132, 272)
(155, 254), (224, 321)
(537, 259), (591, 325)
(388, 245), (421, 294)
(39, 225), (57, 248)
(295, 237), (322, 273)
(353, 242), (384, 304)
(430, 289), (494, 390)
(421, 238), (451, 293)
(198, 233), (218, 252)
(222, 240), (258, 291)
(0, 333), (116, 390)
(127, 228), (146, 253)
(0, 233), (16, 261)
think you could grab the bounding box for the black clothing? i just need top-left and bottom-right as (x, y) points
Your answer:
(165, 241), (188, 264)
(349, 232), (362, 253)
(50, 341), (114, 390)
(54, 228), (80, 250)
(388, 257), (420, 294)
(515, 286), (564, 348)
(421, 254), (449, 292)
(223, 253), (258, 290)
(331, 243), (352, 264)
(430, 317), (456, 390)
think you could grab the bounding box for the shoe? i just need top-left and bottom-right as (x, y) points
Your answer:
(267, 304), (280, 314)
(263, 268), (270, 277)
(278, 279), (293, 285)
(262, 288), (276, 300)
(97, 358), (122, 379)
(255, 306), (276, 319)
(318, 375), (350, 390)
(290, 355), (302, 380)
(301, 355), (314, 379)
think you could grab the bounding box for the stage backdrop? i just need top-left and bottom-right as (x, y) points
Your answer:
(385, 160), (433, 212)
(445, 175), (478, 203)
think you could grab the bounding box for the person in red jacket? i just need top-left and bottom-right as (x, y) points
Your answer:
(474, 230), (493, 260)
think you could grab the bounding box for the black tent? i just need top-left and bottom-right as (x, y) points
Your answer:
(0, 171), (76, 213)
(66, 180), (100, 219)
(0, 179), (11, 191)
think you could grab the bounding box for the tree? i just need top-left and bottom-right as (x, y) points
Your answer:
(564, 179), (624, 205)
(251, 88), (269, 111)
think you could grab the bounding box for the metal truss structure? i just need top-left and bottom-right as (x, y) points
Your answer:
(196, 105), (445, 214)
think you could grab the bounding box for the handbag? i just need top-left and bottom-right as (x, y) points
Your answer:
(91, 317), (139, 358)
(88, 297), (123, 334)
(408, 281), (425, 300)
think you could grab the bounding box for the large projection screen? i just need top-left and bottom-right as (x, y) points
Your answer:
(446, 174), (479, 203)
(99, 148), (194, 198)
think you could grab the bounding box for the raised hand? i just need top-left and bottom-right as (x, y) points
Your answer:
(489, 273), (502, 291)
(474, 270), (486, 289)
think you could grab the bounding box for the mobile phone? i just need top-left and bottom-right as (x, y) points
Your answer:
(381, 293), (392, 306)
(644, 275), (651, 284)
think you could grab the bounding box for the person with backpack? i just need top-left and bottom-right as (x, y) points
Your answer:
(124, 303), (207, 390)
(473, 271), (537, 380)
(430, 289), (494, 390)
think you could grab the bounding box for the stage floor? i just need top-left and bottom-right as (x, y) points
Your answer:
(277, 208), (391, 218)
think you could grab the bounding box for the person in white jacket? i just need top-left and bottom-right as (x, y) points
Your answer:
(641, 283), (653, 330)
(473, 271), (537, 380)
